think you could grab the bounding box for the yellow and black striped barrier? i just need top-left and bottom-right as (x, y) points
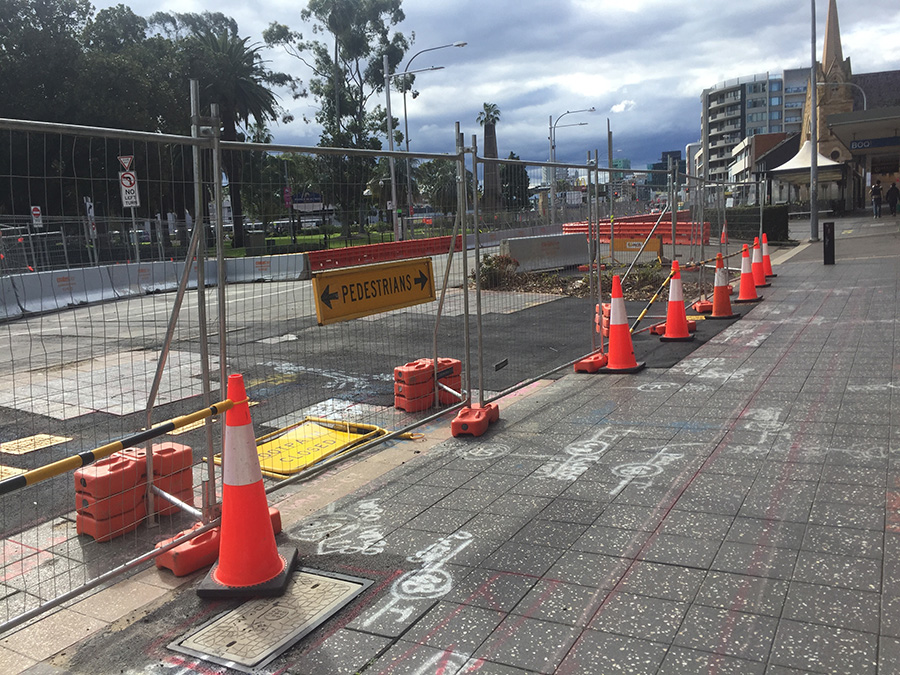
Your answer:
(0, 398), (240, 496)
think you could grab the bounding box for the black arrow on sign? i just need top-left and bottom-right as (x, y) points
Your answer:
(414, 270), (429, 290)
(320, 285), (340, 309)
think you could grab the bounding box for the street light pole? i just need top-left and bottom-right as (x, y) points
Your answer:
(402, 42), (467, 224)
(810, 0), (819, 242)
(549, 107), (595, 227)
(383, 54), (401, 241)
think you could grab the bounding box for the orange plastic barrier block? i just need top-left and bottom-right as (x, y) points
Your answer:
(151, 468), (195, 516)
(153, 469), (193, 493)
(394, 358), (434, 385)
(76, 484), (144, 520)
(394, 379), (434, 400)
(77, 500), (147, 543)
(118, 442), (193, 477)
(438, 376), (462, 405)
(154, 507), (282, 577)
(451, 403), (500, 437)
(693, 300), (713, 313)
(394, 392), (434, 413)
(574, 353), (609, 374)
(74, 454), (143, 499)
(434, 357), (462, 378)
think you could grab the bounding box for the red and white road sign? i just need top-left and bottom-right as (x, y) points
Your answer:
(118, 155), (134, 171)
(31, 205), (43, 228)
(119, 171), (140, 208)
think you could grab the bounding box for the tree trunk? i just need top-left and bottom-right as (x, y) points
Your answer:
(483, 123), (500, 211)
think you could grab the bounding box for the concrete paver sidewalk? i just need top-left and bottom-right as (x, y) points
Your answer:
(7, 212), (900, 674)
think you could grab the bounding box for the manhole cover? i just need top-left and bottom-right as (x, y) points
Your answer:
(169, 568), (372, 672)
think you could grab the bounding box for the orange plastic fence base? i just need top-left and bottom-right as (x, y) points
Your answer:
(154, 507), (282, 577)
(574, 353), (609, 374)
(692, 300), (713, 313)
(394, 393), (434, 412)
(76, 500), (147, 543)
(451, 403), (500, 438)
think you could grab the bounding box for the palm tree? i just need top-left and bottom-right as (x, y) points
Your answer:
(477, 103), (501, 211)
(194, 31), (282, 248)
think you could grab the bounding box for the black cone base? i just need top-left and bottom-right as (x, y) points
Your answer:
(197, 546), (299, 599)
(600, 362), (646, 374)
(660, 335), (695, 342)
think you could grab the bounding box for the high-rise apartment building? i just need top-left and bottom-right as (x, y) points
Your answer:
(699, 71), (806, 184)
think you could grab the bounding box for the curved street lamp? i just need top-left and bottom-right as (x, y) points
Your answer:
(549, 107), (595, 226)
(401, 42), (467, 224)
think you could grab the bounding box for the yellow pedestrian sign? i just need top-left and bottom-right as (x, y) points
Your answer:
(311, 258), (435, 325)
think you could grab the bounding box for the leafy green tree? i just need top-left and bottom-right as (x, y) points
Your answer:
(418, 158), (472, 218)
(148, 10), (237, 41)
(477, 102), (501, 210)
(264, 0), (411, 236)
(0, 0), (93, 122)
(187, 29), (293, 248)
(500, 152), (530, 211)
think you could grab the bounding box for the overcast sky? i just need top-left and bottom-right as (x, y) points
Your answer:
(97, 0), (900, 169)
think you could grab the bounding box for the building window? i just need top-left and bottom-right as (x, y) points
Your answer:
(770, 81), (783, 92)
(770, 97), (781, 106)
(771, 125), (782, 132)
(769, 110), (782, 120)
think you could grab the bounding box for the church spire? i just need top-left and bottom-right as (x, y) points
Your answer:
(822, 0), (844, 77)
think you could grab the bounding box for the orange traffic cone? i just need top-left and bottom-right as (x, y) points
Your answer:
(720, 221), (728, 244)
(660, 261), (694, 342)
(761, 233), (777, 277)
(734, 244), (763, 304)
(197, 374), (297, 598)
(751, 237), (771, 288)
(602, 275), (645, 373)
(707, 253), (739, 319)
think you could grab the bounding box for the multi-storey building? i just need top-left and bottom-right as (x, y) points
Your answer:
(699, 72), (798, 184)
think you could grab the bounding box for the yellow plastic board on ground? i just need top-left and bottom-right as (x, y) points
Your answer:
(214, 417), (384, 479)
(0, 434), (71, 455)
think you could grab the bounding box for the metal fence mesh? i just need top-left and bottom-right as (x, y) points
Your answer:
(1, 117), (743, 633)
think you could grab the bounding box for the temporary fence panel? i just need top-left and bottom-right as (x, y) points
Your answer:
(467, 154), (600, 404)
(0, 119), (222, 631)
(214, 141), (470, 445)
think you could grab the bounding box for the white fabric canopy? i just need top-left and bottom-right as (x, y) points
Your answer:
(769, 140), (844, 184)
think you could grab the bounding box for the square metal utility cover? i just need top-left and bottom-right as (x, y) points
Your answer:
(170, 568), (372, 672)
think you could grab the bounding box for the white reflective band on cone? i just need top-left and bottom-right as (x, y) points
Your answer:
(223, 424), (263, 487)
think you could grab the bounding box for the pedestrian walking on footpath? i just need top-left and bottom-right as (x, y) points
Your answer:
(871, 179), (884, 218)
(886, 182), (899, 217)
